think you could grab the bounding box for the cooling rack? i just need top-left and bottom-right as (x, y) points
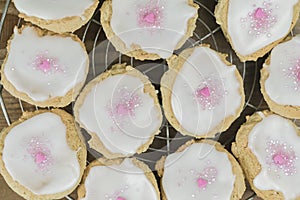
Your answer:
(0, 0), (291, 199)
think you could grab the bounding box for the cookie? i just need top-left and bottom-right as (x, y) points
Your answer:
(1, 25), (89, 107)
(161, 45), (244, 138)
(74, 63), (163, 159)
(0, 109), (87, 200)
(12, 0), (99, 33)
(77, 158), (160, 200)
(100, 0), (199, 60)
(232, 111), (300, 200)
(261, 35), (300, 119)
(156, 140), (245, 200)
(215, 0), (300, 61)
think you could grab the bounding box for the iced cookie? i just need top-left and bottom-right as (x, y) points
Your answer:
(215, 0), (300, 61)
(161, 45), (244, 138)
(77, 158), (160, 200)
(1, 25), (89, 107)
(0, 109), (86, 200)
(100, 0), (199, 60)
(156, 140), (245, 200)
(74, 63), (163, 159)
(261, 35), (300, 119)
(12, 0), (99, 33)
(232, 111), (300, 200)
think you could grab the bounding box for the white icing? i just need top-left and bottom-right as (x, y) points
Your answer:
(13, 0), (95, 20)
(162, 143), (236, 200)
(2, 112), (81, 195)
(3, 26), (88, 102)
(170, 46), (243, 136)
(264, 35), (300, 106)
(81, 158), (158, 200)
(248, 114), (300, 200)
(110, 0), (197, 58)
(77, 74), (162, 156)
(227, 0), (298, 56)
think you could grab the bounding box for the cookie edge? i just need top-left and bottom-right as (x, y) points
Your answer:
(0, 109), (87, 200)
(73, 63), (163, 159)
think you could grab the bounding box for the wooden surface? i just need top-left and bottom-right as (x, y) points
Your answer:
(0, 1), (299, 200)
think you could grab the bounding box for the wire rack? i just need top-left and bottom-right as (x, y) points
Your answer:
(1, 0), (293, 199)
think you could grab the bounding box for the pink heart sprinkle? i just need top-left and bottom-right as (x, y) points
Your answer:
(143, 12), (156, 23)
(197, 178), (208, 189)
(197, 86), (210, 98)
(35, 152), (47, 164)
(116, 197), (126, 200)
(39, 59), (51, 71)
(254, 8), (267, 20)
(273, 153), (287, 166)
(116, 104), (129, 116)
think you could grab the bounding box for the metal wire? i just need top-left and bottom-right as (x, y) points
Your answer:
(0, 0), (12, 126)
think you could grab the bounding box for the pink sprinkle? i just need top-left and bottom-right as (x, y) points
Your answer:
(27, 137), (53, 172)
(35, 152), (47, 164)
(241, 1), (277, 37)
(273, 153), (288, 165)
(116, 197), (126, 200)
(116, 103), (130, 116)
(295, 60), (300, 81)
(32, 51), (62, 74)
(137, 0), (163, 28)
(285, 59), (300, 90)
(196, 166), (218, 191)
(254, 8), (267, 20)
(196, 86), (210, 98)
(106, 87), (142, 132)
(194, 77), (225, 110)
(197, 178), (208, 189)
(143, 12), (156, 23)
(108, 88), (141, 118)
(266, 140), (297, 176)
(39, 59), (51, 71)
(111, 90), (141, 117)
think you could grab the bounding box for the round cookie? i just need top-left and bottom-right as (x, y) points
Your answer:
(261, 35), (300, 119)
(155, 140), (245, 200)
(1, 25), (89, 108)
(215, 0), (300, 61)
(100, 0), (199, 60)
(74, 63), (163, 159)
(12, 0), (99, 33)
(232, 111), (300, 200)
(161, 45), (244, 138)
(77, 158), (160, 200)
(0, 109), (87, 200)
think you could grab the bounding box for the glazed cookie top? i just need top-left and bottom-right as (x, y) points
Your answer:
(1, 112), (81, 195)
(227, 0), (298, 57)
(110, 0), (197, 58)
(81, 158), (159, 200)
(2, 26), (88, 103)
(13, 0), (96, 20)
(162, 142), (236, 199)
(248, 113), (300, 199)
(76, 69), (162, 157)
(263, 35), (300, 106)
(170, 46), (243, 136)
